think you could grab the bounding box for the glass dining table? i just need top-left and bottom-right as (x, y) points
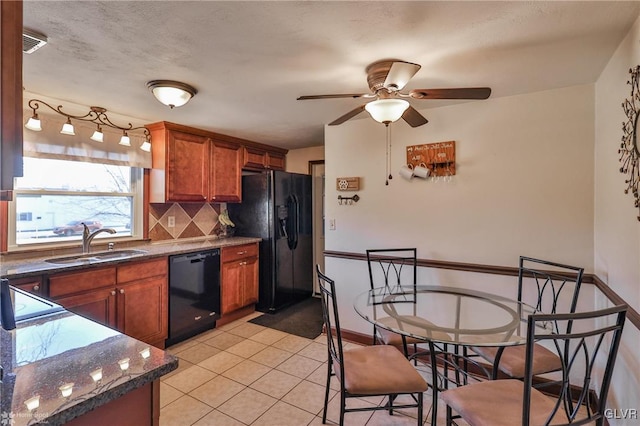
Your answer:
(353, 285), (552, 426)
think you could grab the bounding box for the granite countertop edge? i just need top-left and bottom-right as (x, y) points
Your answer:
(1, 236), (262, 279)
(38, 358), (179, 426)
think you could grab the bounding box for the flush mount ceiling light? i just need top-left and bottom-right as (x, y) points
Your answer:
(364, 99), (410, 125)
(24, 99), (151, 151)
(146, 80), (197, 109)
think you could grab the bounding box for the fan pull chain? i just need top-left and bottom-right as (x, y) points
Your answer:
(385, 123), (392, 185)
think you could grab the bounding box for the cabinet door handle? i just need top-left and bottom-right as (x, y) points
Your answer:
(209, 312), (216, 316)
(119, 289), (125, 294)
(111, 290), (116, 296)
(33, 285), (40, 291)
(194, 316), (202, 321)
(237, 251), (247, 255)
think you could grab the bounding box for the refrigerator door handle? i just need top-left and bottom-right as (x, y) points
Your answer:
(292, 194), (300, 250)
(286, 195), (299, 250)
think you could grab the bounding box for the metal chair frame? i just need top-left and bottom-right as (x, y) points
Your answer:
(446, 305), (627, 426)
(488, 256), (585, 380)
(366, 248), (419, 357)
(316, 265), (425, 426)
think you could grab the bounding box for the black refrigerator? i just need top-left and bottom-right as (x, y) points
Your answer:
(227, 170), (313, 313)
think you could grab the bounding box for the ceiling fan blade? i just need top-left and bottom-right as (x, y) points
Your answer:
(383, 61), (421, 90)
(409, 87), (492, 100)
(328, 105), (366, 126)
(402, 106), (429, 127)
(297, 93), (369, 100)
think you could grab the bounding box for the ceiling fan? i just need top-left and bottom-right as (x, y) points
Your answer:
(297, 59), (491, 127)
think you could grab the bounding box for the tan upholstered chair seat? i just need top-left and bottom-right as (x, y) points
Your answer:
(336, 345), (428, 396)
(473, 343), (562, 378)
(377, 315), (450, 346)
(376, 327), (424, 346)
(440, 379), (565, 426)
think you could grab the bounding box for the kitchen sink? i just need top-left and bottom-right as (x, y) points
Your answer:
(45, 249), (148, 264)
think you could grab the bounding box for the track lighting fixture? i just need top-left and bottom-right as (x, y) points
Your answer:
(25, 99), (151, 151)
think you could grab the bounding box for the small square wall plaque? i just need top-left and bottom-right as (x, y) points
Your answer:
(336, 177), (360, 191)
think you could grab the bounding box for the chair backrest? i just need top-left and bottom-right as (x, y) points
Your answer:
(522, 305), (627, 426)
(366, 248), (417, 291)
(518, 257), (584, 322)
(316, 265), (346, 379)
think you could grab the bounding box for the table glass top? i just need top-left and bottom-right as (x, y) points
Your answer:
(354, 285), (549, 346)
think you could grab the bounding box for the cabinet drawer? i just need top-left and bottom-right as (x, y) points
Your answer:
(9, 275), (44, 296)
(221, 243), (259, 263)
(49, 267), (117, 298)
(117, 258), (168, 284)
(243, 146), (266, 169)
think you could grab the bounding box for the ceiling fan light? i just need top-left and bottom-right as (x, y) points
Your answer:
(60, 118), (75, 135)
(147, 80), (197, 109)
(365, 99), (410, 124)
(25, 115), (42, 131)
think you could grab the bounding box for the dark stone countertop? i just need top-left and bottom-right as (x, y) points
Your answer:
(0, 236), (262, 279)
(0, 288), (178, 426)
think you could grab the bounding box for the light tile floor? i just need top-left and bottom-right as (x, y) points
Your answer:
(160, 312), (450, 425)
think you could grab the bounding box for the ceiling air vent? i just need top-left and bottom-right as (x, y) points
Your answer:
(23, 29), (47, 54)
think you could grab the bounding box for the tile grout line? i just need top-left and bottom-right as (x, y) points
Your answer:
(161, 314), (433, 426)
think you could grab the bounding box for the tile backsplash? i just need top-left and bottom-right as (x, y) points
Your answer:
(149, 203), (223, 241)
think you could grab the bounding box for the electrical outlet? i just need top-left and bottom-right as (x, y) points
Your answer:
(167, 216), (175, 228)
(329, 219), (336, 230)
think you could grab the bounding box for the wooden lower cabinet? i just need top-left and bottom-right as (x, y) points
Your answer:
(117, 276), (167, 345)
(8, 275), (45, 296)
(221, 243), (259, 315)
(243, 256), (259, 305)
(67, 381), (159, 426)
(221, 260), (244, 314)
(54, 288), (117, 327)
(49, 258), (168, 347)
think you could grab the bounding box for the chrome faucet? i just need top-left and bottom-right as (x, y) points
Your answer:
(82, 223), (116, 253)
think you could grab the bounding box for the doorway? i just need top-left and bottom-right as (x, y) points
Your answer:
(309, 160), (325, 296)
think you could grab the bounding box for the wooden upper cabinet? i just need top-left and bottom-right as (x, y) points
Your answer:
(266, 152), (286, 170)
(210, 139), (242, 203)
(243, 146), (268, 170)
(147, 121), (287, 203)
(242, 146), (286, 171)
(148, 122), (210, 203)
(166, 131), (209, 202)
(0, 1), (24, 198)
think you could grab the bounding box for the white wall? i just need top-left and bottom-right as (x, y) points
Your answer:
(326, 85), (595, 265)
(286, 145), (324, 174)
(595, 15), (640, 423)
(324, 84), (596, 334)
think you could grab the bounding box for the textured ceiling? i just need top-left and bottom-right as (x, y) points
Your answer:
(22, 1), (640, 150)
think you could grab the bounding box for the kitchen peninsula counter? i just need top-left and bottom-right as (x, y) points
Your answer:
(0, 287), (177, 425)
(0, 236), (262, 279)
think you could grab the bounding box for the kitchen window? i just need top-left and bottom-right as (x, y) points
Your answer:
(8, 157), (143, 249)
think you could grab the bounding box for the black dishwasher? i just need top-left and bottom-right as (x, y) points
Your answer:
(167, 249), (220, 346)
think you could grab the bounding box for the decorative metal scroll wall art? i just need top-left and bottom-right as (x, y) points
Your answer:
(406, 141), (456, 182)
(620, 66), (640, 220)
(25, 99), (152, 151)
